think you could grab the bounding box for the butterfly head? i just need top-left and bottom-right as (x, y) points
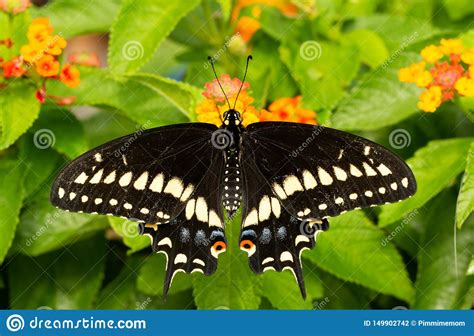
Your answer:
(223, 109), (242, 126)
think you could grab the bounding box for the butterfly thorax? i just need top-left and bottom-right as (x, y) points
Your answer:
(221, 109), (243, 217)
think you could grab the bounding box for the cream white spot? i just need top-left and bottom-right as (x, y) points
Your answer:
(364, 146), (371, 156)
(258, 196), (272, 222)
(318, 203), (328, 210)
(302, 170), (317, 190)
(243, 208), (258, 227)
(377, 164), (392, 176)
(349, 193), (358, 200)
(262, 257), (274, 265)
(122, 154), (128, 165)
(89, 169), (103, 184)
(140, 208), (149, 214)
(81, 195), (88, 203)
(174, 253), (187, 264)
(280, 251), (293, 262)
(133, 171), (149, 190)
(149, 173), (164, 192)
(191, 268), (204, 274)
(163, 214), (170, 220)
(337, 149), (344, 160)
(123, 202), (132, 210)
(180, 184), (194, 202)
(263, 266), (276, 272)
(103, 171), (116, 184)
(69, 192), (76, 200)
(333, 166), (348, 181)
(157, 211), (164, 218)
(74, 172), (88, 184)
(401, 177), (409, 188)
(119, 172), (133, 187)
(271, 197), (281, 218)
(391, 182), (398, 190)
(193, 258), (205, 266)
(365, 190), (373, 197)
(297, 210), (304, 217)
(272, 182), (287, 199)
(378, 187), (386, 194)
(363, 162), (377, 176)
(335, 197), (344, 205)
(185, 199), (195, 220)
(195, 197), (208, 222)
(283, 175), (304, 196)
(350, 164), (363, 177)
(164, 177), (184, 198)
(295, 235), (310, 245)
(58, 188), (65, 199)
(109, 199), (118, 206)
(318, 167), (333, 185)
(209, 210), (222, 228)
(157, 237), (172, 248)
(94, 153), (103, 162)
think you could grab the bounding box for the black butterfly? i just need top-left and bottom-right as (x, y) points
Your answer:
(50, 56), (416, 298)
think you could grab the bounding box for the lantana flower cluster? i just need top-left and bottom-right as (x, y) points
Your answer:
(398, 38), (474, 112)
(1, 12), (81, 104)
(196, 74), (317, 126)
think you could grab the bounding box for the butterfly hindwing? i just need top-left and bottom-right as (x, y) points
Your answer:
(240, 149), (329, 298)
(244, 122), (417, 220)
(51, 123), (218, 223)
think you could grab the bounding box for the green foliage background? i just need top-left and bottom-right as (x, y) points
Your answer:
(0, 0), (473, 310)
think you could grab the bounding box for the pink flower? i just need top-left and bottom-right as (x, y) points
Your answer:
(203, 74), (249, 102)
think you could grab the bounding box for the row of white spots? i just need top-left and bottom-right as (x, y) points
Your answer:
(243, 196), (281, 227)
(185, 198), (223, 228)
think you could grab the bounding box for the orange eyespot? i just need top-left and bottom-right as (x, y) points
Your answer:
(213, 241), (227, 252)
(240, 240), (254, 250)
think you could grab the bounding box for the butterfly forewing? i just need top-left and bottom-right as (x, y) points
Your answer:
(244, 122), (417, 220)
(51, 123), (217, 223)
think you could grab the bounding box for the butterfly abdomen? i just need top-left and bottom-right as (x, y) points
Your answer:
(222, 148), (242, 217)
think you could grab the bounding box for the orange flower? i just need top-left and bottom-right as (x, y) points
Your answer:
(60, 64), (80, 88)
(2, 56), (25, 78)
(20, 44), (43, 63)
(236, 16), (261, 42)
(260, 96), (317, 124)
(43, 35), (67, 55)
(35, 54), (59, 77)
(27, 18), (54, 45)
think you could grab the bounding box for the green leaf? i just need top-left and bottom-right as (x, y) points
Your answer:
(332, 52), (423, 131)
(48, 68), (190, 126)
(12, 189), (108, 256)
(192, 212), (261, 309)
(342, 29), (389, 69)
(379, 138), (474, 227)
(414, 192), (474, 308)
(108, 0), (202, 75)
(280, 41), (360, 111)
(456, 141), (474, 228)
(108, 217), (149, 254)
(31, 0), (121, 38)
(304, 211), (414, 303)
(442, 0), (474, 21)
(137, 254), (192, 297)
(9, 234), (106, 309)
(0, 159), (26, 263)
(0, 81), (41, 150)
(29, 107), (87, 159)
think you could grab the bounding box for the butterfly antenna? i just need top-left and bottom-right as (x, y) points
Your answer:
(208, 56), (232, 110)
(233, 55), (253, 110)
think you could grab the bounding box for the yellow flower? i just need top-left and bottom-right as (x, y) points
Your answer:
(461, 47), (474, 65)
(44, 35), (67, 55)
(455, 77), (474, 97)
(20, 44), (43, 63)
(417, 86), (442, 112)
(420, 45), (443, 64)
(398, 62), (426, 83)
(415, 71), (433, 88)
(469, 65), (474, 78)
(440, 38), (464, 55)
